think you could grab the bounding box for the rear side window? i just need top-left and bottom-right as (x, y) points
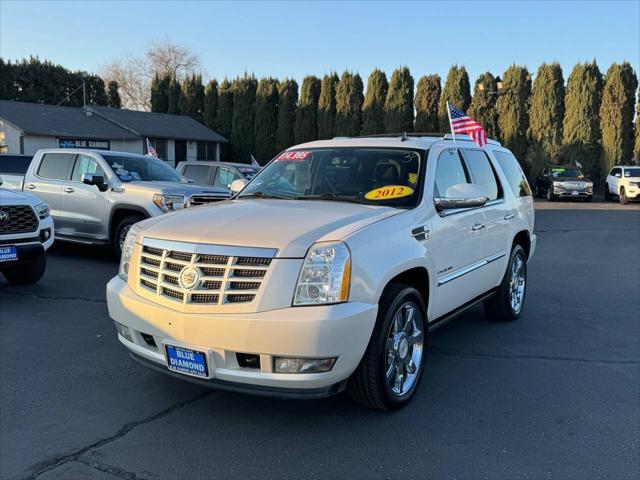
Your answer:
(434, 149), (468, 197)
(0, 155), (32, 174)
(493, 151), (532, 197)
(183, 165), (212, 184)
(37, 153), (75, 180)
(461, 149), (502, 201)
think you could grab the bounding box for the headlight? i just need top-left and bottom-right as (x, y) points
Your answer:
(119, 224), (142, 280)
(293, 241), (351, 306)
(153, 194), (185, 213)
(34, 202), (50, 219)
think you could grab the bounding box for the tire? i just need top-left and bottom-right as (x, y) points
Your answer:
(113, 215), (143, 258)
(604, 184), (612, 201)
(546, 188), (555, 202)
(483, 244), (527, 322)
(2, 253), (46, 285)
(348, 283), (427, 411)
(619, 187), (629, 205)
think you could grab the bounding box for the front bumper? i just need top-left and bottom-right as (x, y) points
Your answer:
(106, 276), (378, 395)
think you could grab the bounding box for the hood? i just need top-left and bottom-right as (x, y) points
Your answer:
(0, 188), (40, 206)
(140, 199), (402, 257)
(123, 181), (229, 197)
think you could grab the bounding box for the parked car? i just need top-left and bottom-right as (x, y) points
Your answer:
(604, 165), (640, 204)
(106, 133), (536, 411)
(5, 149), (230, 256)
(534, 165), (593, 201)
(0, 154), (33, 190)
(176, 161), (261, 191)
(0, 174), (54, 284)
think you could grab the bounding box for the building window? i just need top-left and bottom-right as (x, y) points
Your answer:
(197, 142), (217, 160)
(145, 138), (167, 160)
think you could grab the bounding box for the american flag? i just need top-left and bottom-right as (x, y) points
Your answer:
(447, 103), (488, 147)
(146, 138), (158, 158)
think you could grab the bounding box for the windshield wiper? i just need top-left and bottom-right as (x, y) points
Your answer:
(238, 192), (295, 200)
(295, 193), (367, 204)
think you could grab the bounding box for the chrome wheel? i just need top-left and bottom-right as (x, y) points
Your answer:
(118, 224), (132, 251)
(509, 253), (526, 314)
(385, 302), (424, 397)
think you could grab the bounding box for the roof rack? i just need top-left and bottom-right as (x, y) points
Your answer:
(443, 134), (502, 146)
(332, 132), (501, 146)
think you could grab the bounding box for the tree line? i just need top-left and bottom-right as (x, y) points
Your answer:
(149, 62), (639, 180)
(1, 57), (122, 108)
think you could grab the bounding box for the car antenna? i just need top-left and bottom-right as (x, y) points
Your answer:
(401, 131), (407, 142)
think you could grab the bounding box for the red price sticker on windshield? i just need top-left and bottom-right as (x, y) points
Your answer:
(276, 151), (311, 161)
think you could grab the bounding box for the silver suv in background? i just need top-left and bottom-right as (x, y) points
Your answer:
(6, 149), (230, 256)
(176, 161), (261, 191)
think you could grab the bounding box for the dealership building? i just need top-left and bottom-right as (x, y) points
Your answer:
(0, 100), (227, 166)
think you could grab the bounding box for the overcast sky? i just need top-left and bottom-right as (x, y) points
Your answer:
(1, 0), (638, 84)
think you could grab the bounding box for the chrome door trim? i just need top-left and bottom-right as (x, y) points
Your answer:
(438, 199), (504, 217)
(437, 251), (506, 286)
(142, 237), (278, 258)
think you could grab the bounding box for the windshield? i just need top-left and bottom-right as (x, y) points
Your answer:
(624, 168), (640, 177)
(551, 167), (584, 179)
(240, 147), (425, 207)
(102, 154), (186, 183)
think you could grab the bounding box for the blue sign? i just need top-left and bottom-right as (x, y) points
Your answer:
(59, 138), (110, 150)
(165, 345), (208, 378)
(0, 246), (18, 263)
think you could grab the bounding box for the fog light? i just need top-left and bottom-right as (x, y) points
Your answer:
(114, 321), (133, 342)
(39, 228), (51, 242)
(274, 357), (336, 373)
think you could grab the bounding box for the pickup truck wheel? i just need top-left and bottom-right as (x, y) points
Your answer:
(484, 244), (527, 322)
(2, 253), (46, 285)
(619, 188), (629, 205)
(546, 188), (555, 202)
(348, 283), (427, 411)
(113, 215), (143, 257)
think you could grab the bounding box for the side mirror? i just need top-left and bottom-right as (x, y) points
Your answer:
(230, 178), (248, 195)
(435, 183), (488, 210)
(82, 173), (107, 191)
(615, 173), (621, 178)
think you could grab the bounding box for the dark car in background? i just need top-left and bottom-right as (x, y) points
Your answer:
(176, 161), (261, 191)
(534, 165), (594, 202)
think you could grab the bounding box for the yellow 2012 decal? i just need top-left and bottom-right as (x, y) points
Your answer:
(365, 185), (414, 200)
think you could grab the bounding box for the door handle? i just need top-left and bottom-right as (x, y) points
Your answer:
(504, 213), (515, 220)
(63, 187), (74, 193)
(472, 223), (485, 231)
(25, 184), (36, 190)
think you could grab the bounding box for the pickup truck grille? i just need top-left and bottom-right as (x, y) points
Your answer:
(188, 195), (228, 207)
(0, 205), (38, 234)
(138, 242), (274, 306)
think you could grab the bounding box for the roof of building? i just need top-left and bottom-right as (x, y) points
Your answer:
(0, 101), (227, 143)
(0, 100), (139, 140)
(90, 106), (227, 143)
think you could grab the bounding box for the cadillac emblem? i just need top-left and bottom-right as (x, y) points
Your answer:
(179, 266), (200, 289)
(0, 210), (8, 224)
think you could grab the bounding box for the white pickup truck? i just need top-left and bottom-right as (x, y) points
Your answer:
(107, 134), (536, 411)
(0, 175), (54, 284)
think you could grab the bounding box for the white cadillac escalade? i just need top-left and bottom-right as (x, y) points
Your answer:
(106, 134), (536, 411)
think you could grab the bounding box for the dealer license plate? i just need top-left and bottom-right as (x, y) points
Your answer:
(165, 345), (208, 378)
(0, 246), (18, 263)
(571, 191), (579, 195)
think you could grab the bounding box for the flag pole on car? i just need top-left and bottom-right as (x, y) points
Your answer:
(447, 102), (488, 147)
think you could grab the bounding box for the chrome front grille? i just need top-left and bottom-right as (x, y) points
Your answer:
(137, 240), (275, 306)
(188, 195), (228, 207)
(0, 205), (38, 234)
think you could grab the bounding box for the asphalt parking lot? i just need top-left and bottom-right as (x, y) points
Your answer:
(1, 199), (639, 480)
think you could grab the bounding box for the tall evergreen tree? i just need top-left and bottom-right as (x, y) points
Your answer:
(150, 74), (169, 113)
(317, 73), (339, 139)
(528, 63), (565, 164)
(294, 75), (321, 144)
(414, 74), (441, 132)
(254, 78), (279, 163)
(438, 65), (471, 132)
(217, 79), (234, 157)
(334, 71), (364, 136)
(180, 74), (205, 123)
(563, 61), (603, 178)
(230, 75), (257, 163)
(167, 76), (182, 114)
(600, 62), (638, 173)
(361, 69), (388, 135)
(497, 65), (531, 166)
(204, 79), (218, 130)
(468, 72), (500, 139)
(635, 89), (640, 163)
(275, 79), (298, 152)
(107, 81), (121, 108)
(384, 67), (414, 133)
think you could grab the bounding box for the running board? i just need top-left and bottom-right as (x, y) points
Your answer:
(55, 235), (109, 246)
(428, 289), (497, 332)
